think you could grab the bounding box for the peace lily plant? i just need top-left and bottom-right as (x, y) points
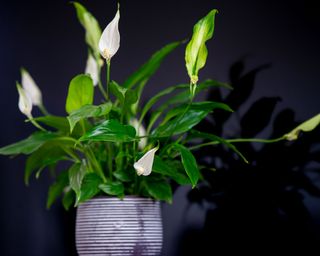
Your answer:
(0, 3), (319, 210)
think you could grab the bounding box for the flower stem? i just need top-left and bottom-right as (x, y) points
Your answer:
(106, 60), (111, 100)
(28, 117), (46, 131)
(38, 104), (49, 116)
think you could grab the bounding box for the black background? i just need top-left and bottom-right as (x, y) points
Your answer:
(0, 0), (319, 255)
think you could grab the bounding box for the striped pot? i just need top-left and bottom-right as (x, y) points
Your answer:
(75, 196), (163, 256)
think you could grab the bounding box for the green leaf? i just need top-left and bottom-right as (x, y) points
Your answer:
(47, 171), (69, 209)
(109, 80), (127, 103)
(99, 181), (124, 196)
(123, 41), (181, 89)
(284, 113), (320, 141)
(69, 162), (87, 203)
(153, 156), (190, 185)
(79, 119), (136, 142)
(190, 130), (249, 163)
(173, 144), (200, 188)
(110, 81), (139, 114)
(113, 169), (135, 182)
(62, 189), (75, 211)
(144, 178), (172, 203)
(185, 9), (218, 84)
(73, 2), (102, 60)
(152, 101), (232, 137)
(0, 132), (57, 155)
(25, 142), (70, 185)
(78, 173), (102, 204)
(66, 74), (94, 114)
(67, 103), (112, 133)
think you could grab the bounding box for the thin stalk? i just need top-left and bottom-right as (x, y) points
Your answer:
(105, 60), (111, 100)
(87, 146), (107, 183)
(38, 104), (49, 116)
(98, 80), (108, 101)
(29, 117), (46, 131)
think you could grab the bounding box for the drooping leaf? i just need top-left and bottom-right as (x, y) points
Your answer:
(47, 171), (69, 209)
(73, 2), (102, 60)
(284, 113), (320, 141)
(144, 177), (172, 203)
(25, 142), (71, 185)
(62, 189), (75, 211)
(78, 173), (102, 204)
(67, 102), (112, 133)
(0, 132), (57, 155)
(123, 41), (181, 89)
(99, 181), (124, 196)
(190, 130), (249, 163)
(173, 144), (200, 188)
(66, 74), (94, 114)
(153, 156), (190, 185)
(69, 162), (87, 202)
(185, 9), (218, 84)
(79, 119), (136, 142)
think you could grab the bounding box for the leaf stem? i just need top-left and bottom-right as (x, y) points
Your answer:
(38, 104), (49, 116)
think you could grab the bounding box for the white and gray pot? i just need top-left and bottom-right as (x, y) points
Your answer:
(75, 196), (163, 256)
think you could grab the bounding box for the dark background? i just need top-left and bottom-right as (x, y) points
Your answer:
(0, 0), (319, 255)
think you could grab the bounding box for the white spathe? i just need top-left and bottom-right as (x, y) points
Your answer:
(21, 69), (42, 106)
(17, 84), (33, 118)
(134, 147), (158, 176)
(130, 118), (147, 149)
(85, 54), (99, 86)
(99, 8), (120, 60)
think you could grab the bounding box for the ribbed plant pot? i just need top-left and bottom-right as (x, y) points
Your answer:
(75, 196), (163, 255)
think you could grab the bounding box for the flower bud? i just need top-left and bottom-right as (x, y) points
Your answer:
(21, 68), (42, 106)
(17, 83), (33, 118)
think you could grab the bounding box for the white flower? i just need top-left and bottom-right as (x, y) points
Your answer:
(134, 147), (158, 176)
(17, 83), (33, 118)
(85, 54), (99, 86)
(99, 8), (120, 60)
(130, 118), (147, 149)
(21, 68), (42, 106)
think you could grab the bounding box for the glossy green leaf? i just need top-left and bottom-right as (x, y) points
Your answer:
(25, 142), (70, 185)
(73, 2), (102, 59)
(153, 156), (190, 185)
(79, 119), (136, 142)
(190, 130), (248, 163)
(47, 171), (69, 209)
(66, 74), (94, 114)
(152, 101), (232, 137)
(185, 9), (218, 84)
(0, 132), (57, 155)
(78, 173), (102, 204)
(99, 181), (124, 196)
(284, 113), (320, 141)
(173, 144), (200, 188)
(144, 178), (172, 203)
(110, 80), (138, 113)
(67, 103), (112, 133)
(69, 162), (87, 202)
(123, 41), (181, 89)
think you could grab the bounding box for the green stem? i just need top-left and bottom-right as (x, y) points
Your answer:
(227, 137), (285, 144)
(106, 60), (111, 100)
(29, 117), (46, 131)
(107, 143), (113, 180)
(98, 80), (108, 101)
(38, 104), (49, 116)
(87, 146), (107, 183)
(188, 136), (285, 151)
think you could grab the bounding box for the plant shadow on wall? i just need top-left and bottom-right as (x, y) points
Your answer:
(177, 60), (320, 255)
